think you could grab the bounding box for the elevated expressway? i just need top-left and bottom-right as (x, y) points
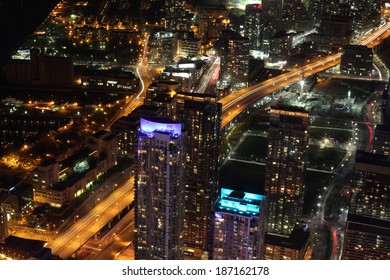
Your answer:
(49, 177), (134, 259)
(220, 22), (390, 128)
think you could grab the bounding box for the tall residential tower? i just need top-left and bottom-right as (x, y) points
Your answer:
(181, 99), (222, 258)
(135, 117), (185, 260)
(245, 4), (264, 58)
(264, 106), (309, 236)
(342, 151), (390, 260)
(213, 188), (268, 260)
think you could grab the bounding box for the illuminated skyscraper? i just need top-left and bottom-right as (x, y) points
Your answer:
(264, 106), (309, 236)
(342, 151), (390, 260)
(181, 99), (221, 258)
(244, 4), (264, 58)
(164, 0), (192, 31)
(197, 5), (228, 42)
(262, 0), (283, 26)
(218, 30), (249, 93)
(135, 117), (185, 260)
(349, 151), (390, 221)
(309, 0), (340, 24)
(213, 188), (268, 260)
(345, 0), (382, 31)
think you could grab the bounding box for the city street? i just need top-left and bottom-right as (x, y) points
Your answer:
(49, 176), (135, 259)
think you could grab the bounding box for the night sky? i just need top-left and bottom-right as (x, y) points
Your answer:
(0, 0), (58, 64)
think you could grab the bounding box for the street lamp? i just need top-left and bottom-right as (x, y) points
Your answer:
(299, 80), (304, 94)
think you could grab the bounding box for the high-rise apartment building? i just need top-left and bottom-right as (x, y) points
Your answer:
(181, 99), (221, 258)
(309, 0), (340, 25)
(262, 0), (283, 32)
(245, 4), (264, 58)
(135, 117), (185, 260)
(148, 31), (177, 65)
(213, 188), (268, 260)
(164, 0), (192, 31)
(197, 5), (229, 43)
(264, 106), (309, 236)
(342, 151), (390, 259)
(281, 0), (311, 32)
(218, 30), (249, 92)
(345, 0), (381, 31)
(349, 151), (390, 221)
(144, 81), (180, 119)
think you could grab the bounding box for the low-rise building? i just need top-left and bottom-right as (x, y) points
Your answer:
(0, 236), (52, 260)
(78, 68), (139, 92)
(263, 227), (311, 260)
(28, 131), (117, 208)
(5, 48), (74, 88)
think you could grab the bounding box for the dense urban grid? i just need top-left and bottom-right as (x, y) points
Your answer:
(0, 0), (389, 260)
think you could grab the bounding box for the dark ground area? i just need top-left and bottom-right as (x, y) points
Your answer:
(0, 0), (59, 66)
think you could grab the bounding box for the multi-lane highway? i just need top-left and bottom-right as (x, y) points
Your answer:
(220, 22), (390, 128)
(49, 177), (135, 259)
(104, 34), (152, 129)
(194, 57), (220, 93)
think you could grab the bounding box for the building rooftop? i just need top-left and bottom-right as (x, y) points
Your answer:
(54, 156), (100, 191)
(60, 147), (95, 170)
(177, 91), (217, 99)
(347, 214), (390, 237)
(39, 157), (57, 167)
(265, 228), (310, 250)
(82, 68), (135, 79)
(272, 31), (297, 39)
(3, 236), (52, 259)
(343, 45), (372, 52)
(214, 187), (267, 217)
(139, 117), (182, 138)
(355, 150), (390, 168)
(374, 124), (390, 133)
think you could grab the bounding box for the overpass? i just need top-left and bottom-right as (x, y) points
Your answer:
(48, 177), (135, 259)
(220, 22), (390, 128)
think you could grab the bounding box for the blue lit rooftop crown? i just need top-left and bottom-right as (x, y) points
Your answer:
(140, 117), (182, 136)
(216, 188), (266, 216)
